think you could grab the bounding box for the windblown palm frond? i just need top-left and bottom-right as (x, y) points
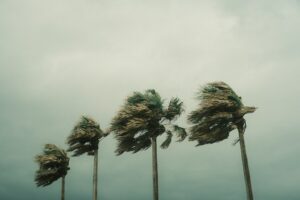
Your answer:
(188, 82), (256, 145)
(173, 125), (187, 142)
(35, 144), (70, 187)
(160, 131), (172, 149)
(67, 116), (104, 156)
(111, 89), (185, 155)
(164, 98), (184, 120)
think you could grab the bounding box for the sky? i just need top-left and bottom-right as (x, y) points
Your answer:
(0, 0), (300, 199)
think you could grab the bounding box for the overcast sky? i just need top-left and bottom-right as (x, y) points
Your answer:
(1, 0), (300, 200)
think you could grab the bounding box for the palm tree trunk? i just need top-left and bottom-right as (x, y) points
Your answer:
(93, 149), (99, 200)
(238, 128), (254, 200)
(61, 176), (65, 200)
(151, 137), (159, 200)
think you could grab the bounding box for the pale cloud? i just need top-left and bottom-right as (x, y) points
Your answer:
(0, 1), (299, 200)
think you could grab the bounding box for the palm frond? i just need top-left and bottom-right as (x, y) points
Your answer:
(115, 136), (135, 155)
(126, 90), (163, 111)
(144, 89), (164, 110)
(160, 131), (172, 149)
(133, 132), (152, 153)
(164, 98), (184, 121)
(127, 92), (145, 105)
(172, 125), (187, 142)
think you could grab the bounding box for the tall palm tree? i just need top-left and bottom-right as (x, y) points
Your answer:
(66, 116), (105, 200)
(188, 82), (256, 200)
(111, 89), (186, 200)
(35, 144), (70, 200)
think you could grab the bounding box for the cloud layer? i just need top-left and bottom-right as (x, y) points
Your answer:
(1, 0), (299, 199)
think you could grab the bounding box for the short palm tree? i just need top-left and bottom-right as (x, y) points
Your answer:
(188, 82), (256, 200)
(66, 116), (105, 200)
(35, 144), (70, 200)
(111, 89), (186, 200)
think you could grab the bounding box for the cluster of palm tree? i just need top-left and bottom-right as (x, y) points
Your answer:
(34, 82), (256, 200)
(35, 117), (106, 200)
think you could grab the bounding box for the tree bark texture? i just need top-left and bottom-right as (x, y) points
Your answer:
(151, 137), (159, 200)
(61, 176), (65, 200)
(238, 129), (254, 200)
(93, 149), (99, 200)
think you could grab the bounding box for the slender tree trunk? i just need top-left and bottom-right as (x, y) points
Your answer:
(93, 149), (99, 200)
(61, 176), (65, 200)
(151, 137), (159, 200)
(238, 128), (254, 200)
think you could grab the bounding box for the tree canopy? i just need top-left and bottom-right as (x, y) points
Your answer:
(188, 82), (256, 146)
(111, 89), (187, 155)
(35, 144), (70, 187)
(67, 116), (104, 156)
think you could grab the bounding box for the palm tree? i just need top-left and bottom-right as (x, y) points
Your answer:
(110, 89), (186, 200)
(66, 116), (105, 200)
(35, 144), (70, 200)
(188, 82), (256, 200)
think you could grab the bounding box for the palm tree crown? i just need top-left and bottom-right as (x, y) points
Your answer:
(66, 116), (104, 156)
(35, 144), (70, 187)
(188, 81), (256, 145)
(111, 89), (186, 155)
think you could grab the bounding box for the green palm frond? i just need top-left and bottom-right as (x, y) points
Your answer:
(188, 82), (256, 146)
(143, 89), (164, 111)
(127, 92), (145, 105)
(127, 90), (163, 111)
(160, 131), (172, 149)
(164, 98), (184, 121)
(173, 125), (187, 142)
(111, 89), (185, 155)
(132, 132), (152, 153)
(115, 136), (135, 155)
(67, 116), (104, 156)
(34, 144), (69, 187)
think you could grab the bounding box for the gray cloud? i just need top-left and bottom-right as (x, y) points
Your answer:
(0, 0), (299, 199)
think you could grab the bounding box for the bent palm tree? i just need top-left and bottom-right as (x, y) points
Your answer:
(111, 89), (186, 200)
(35, 144), (70, 200)
(66, 116), (105, 200)
(188, 82), (256, 200)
